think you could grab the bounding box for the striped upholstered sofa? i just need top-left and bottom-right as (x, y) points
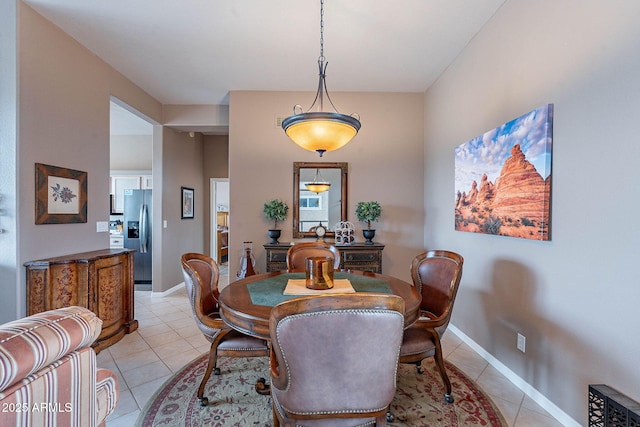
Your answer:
(0, 306), (119, 426)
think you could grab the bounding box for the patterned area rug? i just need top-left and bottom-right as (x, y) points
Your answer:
(137, 355), (506, 426)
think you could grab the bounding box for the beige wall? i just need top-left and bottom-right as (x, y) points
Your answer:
(228, 91), (424, 283)
(13, 2), (163, 319)
(19, 0), (110, 263)
(12, 3), (223, 303)
(424, 0), (640, 424)
(203, 135), (229, 257)
(158, 128), (205, 290)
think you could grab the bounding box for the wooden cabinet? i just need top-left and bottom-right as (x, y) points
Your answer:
(141, 175), (153, 189)
(110, 234), (124, 249)
(111, 175), (141, 213)
(264, 242), (385, 274)
(110, 174), (152, 213)
(24, 249), (138, 353)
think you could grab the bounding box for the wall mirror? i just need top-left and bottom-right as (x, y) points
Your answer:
(293, 162), (348, 238)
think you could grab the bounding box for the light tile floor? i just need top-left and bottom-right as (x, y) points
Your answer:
(100, 269), (564, 427)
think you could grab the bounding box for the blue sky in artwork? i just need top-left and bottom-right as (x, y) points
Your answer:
(454, 105), (553, 197)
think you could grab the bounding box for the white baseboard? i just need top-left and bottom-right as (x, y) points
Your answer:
(150, 282), (185, 298)
(448, 324), (580, 427)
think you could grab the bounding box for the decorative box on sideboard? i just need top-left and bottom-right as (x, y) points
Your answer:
(24, 248), (138, 353)
(264, 242), (384, 274)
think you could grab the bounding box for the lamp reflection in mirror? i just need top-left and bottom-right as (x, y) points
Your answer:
(282, 0), (361, 157)
(305, 169), (331, 193)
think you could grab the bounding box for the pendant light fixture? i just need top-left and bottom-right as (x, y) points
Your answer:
(305, 168), (331, 193)
(282, 0), (361, 157)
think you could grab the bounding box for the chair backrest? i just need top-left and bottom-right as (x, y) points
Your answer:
(411, 250), (463, 327)
(269, 293), (404, 417)
(286, 242), (341, 271)
(181, 253), (220, 326)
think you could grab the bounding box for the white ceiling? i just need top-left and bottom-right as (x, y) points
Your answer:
(24, 0), (506, 132)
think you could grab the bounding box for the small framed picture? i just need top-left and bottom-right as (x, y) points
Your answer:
(181, 187), (194, 219)
(35, 163), (87, 224)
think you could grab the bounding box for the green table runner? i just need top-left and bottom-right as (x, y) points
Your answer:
(246, 272), (392, 307)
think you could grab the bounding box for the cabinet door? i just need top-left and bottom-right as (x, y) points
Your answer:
(92, 255), (127, 338)
(141, 175), (153, 189)
(110, 235), (124, 249)
(111, 176), (141, 213)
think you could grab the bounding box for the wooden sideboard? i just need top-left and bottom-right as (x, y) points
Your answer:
(24, 249), (138, 353)
(264, 242), (385, 273)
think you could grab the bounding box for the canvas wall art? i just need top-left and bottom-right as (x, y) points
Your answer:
(454, 104), (553, 241)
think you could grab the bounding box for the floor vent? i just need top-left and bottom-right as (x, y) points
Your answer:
(589, 384), (640, 427)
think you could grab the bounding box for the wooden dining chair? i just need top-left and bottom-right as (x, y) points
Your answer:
(268, 293), (405, 426)
(398, 250), (464, 404)
(181, 252), (269, 406)
(286, 242), (341, 271)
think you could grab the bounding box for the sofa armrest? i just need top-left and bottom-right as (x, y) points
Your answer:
(96, 368), (120, 425)
(0, 306), (102, 393)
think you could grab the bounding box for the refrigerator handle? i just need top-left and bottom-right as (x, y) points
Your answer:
(140, 203), (148, 253)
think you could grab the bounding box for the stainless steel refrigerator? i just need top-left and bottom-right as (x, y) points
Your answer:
(123, 189), (152, 283)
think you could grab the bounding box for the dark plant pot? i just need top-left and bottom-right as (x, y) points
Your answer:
(267, 229), (281, 244)
(362, 229), (376, 245)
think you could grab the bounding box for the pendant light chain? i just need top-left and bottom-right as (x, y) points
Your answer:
(319, 0), (325, 62)
(316, 0), (326, 112)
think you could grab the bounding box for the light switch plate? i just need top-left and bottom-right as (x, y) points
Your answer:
(96, 221), (109, 232)
(517, 333), (526, 352)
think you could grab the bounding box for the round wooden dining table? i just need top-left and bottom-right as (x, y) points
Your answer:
(218, 269), (421, 341)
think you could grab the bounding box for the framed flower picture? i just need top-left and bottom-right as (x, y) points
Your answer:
(35, 163), (87, 224)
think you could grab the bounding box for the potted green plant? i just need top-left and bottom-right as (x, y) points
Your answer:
(355, 201), (381, 245)
(263, 199), (289, 244)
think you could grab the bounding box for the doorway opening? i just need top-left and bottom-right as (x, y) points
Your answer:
(109, 98), (155, 291)
(211, 179), (230, 287)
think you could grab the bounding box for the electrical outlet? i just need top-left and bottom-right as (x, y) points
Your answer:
(517, 333), (526, 353)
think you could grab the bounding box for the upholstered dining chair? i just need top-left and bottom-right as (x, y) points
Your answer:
(398, 250), (464, 404)
(286, 242), (341, 271)
(181, 252), (269, 406)
(269, 293), (405, 427)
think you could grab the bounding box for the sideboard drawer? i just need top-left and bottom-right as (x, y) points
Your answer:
(343, 251), (379, 262)
(264, 242), (384, 274)
(269, 251), (287, 263)
(264, 245), (289, 272)
(341, 248), (383, 273)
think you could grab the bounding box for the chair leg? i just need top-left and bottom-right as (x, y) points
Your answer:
(432, 342), (454, 403)
(272, 404), (280, 427)
(197, 339), (221, 406)
(376, 413), (387, 426)
(386, 406), (395, 423)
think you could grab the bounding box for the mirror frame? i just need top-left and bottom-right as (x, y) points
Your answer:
(293, 162), (348, 238)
